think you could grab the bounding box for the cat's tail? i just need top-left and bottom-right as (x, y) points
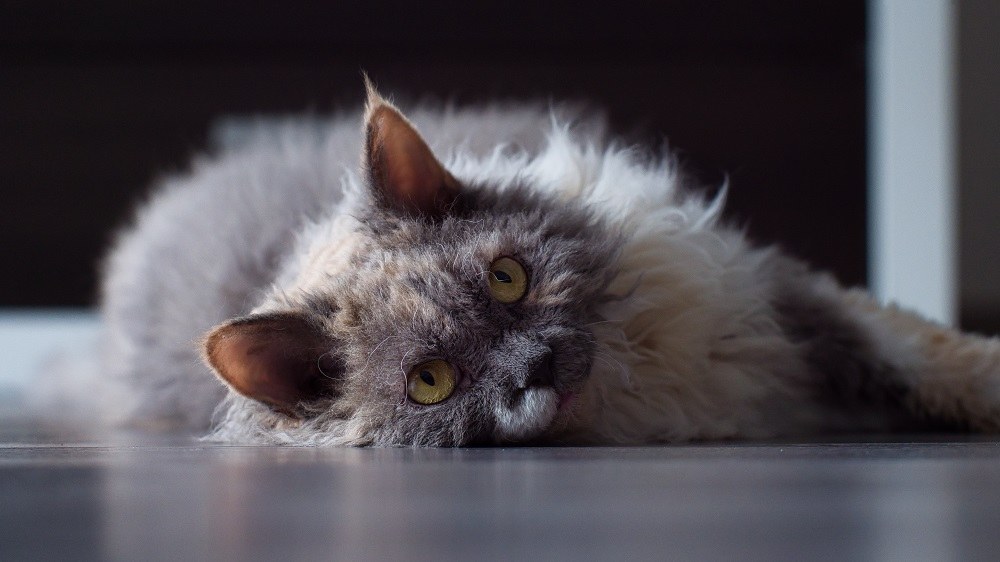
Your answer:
(845, 290), (1000, 432)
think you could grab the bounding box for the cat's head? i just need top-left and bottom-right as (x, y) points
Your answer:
(203, 86), (621, 446)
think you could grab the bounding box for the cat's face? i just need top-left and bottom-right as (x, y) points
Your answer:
(320, 185), (618, 445)
(204, 88), (620, 446)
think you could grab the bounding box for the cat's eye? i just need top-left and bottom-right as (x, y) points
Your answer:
(488, 257), (528, 303)
(406, 359), (457, 405)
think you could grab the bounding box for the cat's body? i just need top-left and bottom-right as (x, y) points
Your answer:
(94, 86), (1000, 446)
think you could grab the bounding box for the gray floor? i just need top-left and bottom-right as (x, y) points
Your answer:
(4, 417), (1000, 562)
(3, 313), (1000, 560)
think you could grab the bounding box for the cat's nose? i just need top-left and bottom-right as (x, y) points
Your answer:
(523, 349), (555, 389)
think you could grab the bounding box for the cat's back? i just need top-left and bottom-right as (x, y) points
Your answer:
(106, 101), (580, 316)
(98, 116), (359, 426)
(99, 101), (584, 428)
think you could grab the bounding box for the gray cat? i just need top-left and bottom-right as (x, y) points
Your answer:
(93, 83), (1000, 446)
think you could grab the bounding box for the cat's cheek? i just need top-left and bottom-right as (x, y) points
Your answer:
(547, 381), (602, 437)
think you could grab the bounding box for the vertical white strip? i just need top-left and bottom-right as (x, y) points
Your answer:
(869, 0), (957, 325)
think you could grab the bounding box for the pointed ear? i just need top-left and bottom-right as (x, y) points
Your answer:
(363, 82), (460, 217)
(203, 312), (342, 415)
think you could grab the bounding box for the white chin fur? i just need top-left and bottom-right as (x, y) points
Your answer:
(492, 387), (559, 442)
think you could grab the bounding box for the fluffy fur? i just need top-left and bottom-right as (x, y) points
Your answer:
(89, 86), (1000, 446)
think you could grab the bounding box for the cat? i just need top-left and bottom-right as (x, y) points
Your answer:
(92, 81), (1000, 446)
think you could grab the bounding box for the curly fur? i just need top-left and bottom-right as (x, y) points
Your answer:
(76, 89), (1000, 446)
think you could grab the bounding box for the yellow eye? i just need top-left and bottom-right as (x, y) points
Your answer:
(488, 257), (528, 303)
(406, 359), (457, 405)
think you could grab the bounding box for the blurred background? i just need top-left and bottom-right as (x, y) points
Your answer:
(1, 1), (997, 331)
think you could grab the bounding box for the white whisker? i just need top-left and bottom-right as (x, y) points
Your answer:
(592, 351), (627, 378)
(362, 335), (401, 372)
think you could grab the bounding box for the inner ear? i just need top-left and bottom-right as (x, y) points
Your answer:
(363, 85), (460, 217)
(203, 311), (342, 416)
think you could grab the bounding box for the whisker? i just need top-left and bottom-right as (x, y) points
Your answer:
(316, 352), (336, 380)
(398, 348), (416, 406)
(592, 351), (627, 378)
(362, 335), (402, 372)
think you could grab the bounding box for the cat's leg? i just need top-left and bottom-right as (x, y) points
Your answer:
(841, 289), (1000, 432)
(770, 258), (1000, 433)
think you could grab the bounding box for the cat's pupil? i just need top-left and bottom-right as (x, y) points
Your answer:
(420, 371), (436, 386)
(493, 271), (513, 283)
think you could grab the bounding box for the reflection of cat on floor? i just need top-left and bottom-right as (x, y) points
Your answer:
(94, 81), (1000, 446)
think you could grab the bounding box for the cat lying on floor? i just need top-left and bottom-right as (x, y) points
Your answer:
(95, 82), (1000, 446)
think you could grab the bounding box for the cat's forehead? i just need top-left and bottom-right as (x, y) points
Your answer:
(337, 185), (619, 316)
(282, 183), (618, 322)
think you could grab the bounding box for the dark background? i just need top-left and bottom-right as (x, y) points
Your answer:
(2, 1), (867, 307)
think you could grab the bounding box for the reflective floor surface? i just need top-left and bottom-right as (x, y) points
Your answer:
(3, 418), (1000, 561)
(6, 312), (1000, 560)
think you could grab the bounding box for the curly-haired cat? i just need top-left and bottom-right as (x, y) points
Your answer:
(89, 83), (1000, 446)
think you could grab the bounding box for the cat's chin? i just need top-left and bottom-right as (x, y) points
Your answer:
(491, 386), (565, 443)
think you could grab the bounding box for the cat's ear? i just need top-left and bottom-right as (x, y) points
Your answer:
(363, 81), (460, 217)
(203, 312), (342, 416)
